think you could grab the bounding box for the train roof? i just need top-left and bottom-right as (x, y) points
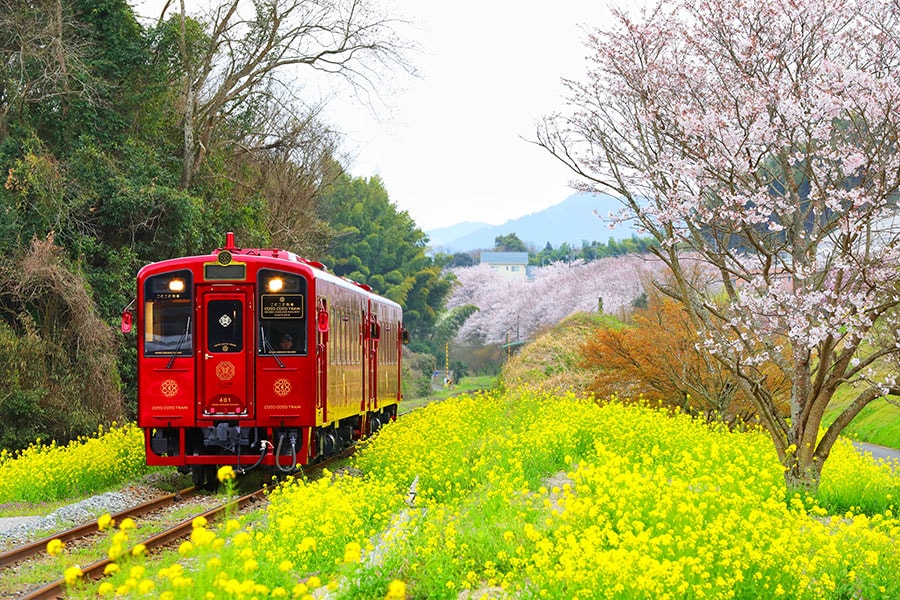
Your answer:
(137, 232), (401, 310)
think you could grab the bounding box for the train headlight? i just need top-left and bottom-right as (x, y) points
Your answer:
(267, 277), (284, 293)
(168, 279), (185, 293)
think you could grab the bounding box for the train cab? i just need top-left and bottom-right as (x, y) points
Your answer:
(130, 233), (404, 486)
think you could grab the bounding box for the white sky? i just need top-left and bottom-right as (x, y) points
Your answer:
(132, 0), (629, 231)
(332, 1), (626, 231)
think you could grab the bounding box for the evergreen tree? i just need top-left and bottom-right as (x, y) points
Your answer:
(318, 173), (452, 338)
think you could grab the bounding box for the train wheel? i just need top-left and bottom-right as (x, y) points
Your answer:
(191, 465), (219, 491)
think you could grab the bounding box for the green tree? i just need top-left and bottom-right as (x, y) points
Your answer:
(318, 173), (452, 338)
(493, 232), (527, 252)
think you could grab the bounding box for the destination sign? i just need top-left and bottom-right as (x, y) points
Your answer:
(261, 294), (304, 319)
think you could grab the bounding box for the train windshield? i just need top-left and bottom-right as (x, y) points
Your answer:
(143, 270), (193, 356)
(258, 269), (308, 355)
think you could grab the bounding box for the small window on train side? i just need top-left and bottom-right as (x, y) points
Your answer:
(143, 270), (193, 356)
(258, 269), (308, 355)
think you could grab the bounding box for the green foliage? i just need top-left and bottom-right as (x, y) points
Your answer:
(0, 0), (433, 449)
(318, 173), (452, 337)
(531, 234), (660, 265)
(0, 320), (100, 450)
(824, 389), (900, 450)
(0, 322), (49, 449)
(493, 232), (527, 252)
(432, 304), (478, 346)
(400, 348), (437, 400)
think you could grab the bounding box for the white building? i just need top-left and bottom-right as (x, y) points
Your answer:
(480, 252), (529, 279)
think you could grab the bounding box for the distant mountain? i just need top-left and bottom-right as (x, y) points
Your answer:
(427, 193), (638, 253)
(425, 221), (494, 247)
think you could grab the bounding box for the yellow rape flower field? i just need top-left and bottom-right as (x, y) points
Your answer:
(0, 423), (148, 503)
(24, 391), (900, 598)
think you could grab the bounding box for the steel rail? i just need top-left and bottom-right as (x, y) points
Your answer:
(21, 488), (265, 600)
(18, 447), (357, 599)
(0, 487), (196, 571)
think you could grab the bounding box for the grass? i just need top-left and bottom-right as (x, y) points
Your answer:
(823, 385), (900, 449)
(0, 498), (73, 519)
(401, 375), (497, 412)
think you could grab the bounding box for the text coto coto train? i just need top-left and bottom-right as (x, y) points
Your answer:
(123, 233), (406, 487)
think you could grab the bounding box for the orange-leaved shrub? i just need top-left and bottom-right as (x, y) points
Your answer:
(580, 295), (789, 425)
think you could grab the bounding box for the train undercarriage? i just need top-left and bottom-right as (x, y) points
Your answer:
(148, 406), (397, 488)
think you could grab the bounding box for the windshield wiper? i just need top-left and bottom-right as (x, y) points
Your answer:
(166, 316), (192, 369)
(260, 326), (285, 368)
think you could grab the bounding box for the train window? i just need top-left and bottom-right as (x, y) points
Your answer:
(258, 269), (308, 355)
(144, 271), (193, 356)
(204, 263), (246, 280)
(207, 300), (243, 353)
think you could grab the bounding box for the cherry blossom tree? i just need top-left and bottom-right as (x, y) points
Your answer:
(448, 256), (666, 345)
(537, 0), (900, 492)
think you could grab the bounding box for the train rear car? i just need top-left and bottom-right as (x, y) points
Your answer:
(130, 233), (404, 486)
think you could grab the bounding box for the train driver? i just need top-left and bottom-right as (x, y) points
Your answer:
(278, 333), (294, 351)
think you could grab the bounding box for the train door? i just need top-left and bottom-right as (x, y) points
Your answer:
(197, 286), (254, 419)
(315, 296), (328, 423)
(366, 307), (381, 412)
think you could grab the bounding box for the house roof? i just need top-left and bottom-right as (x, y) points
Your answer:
(480, 252), (529, 265)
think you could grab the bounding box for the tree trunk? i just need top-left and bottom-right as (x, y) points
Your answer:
(783, 451), (823, 495)
(179, 0), (195, 190)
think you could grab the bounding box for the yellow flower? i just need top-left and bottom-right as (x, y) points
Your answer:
(178, 541), (194, 555)
(343, 541), (362, 564)
(103, 563), (119, 575)
(97, 513), (115, 531)
(107, 544), (123, 561)
(307, 576), (322, 588)
(278, 559), (293, 572)
(97, 582), (114, 596)
(160, 593), (175, 600)
(63, 566), (83, 586)
(233, 531), (252, 546)
(191, 527), (216, 546)
(46, 538), (64, 557)
(243, 558), (258, 573)
(226, 519), (241, 534)
(130, 566), (145, 579)
(192, 516), (208, 529)
(386, 579), (406, 599)
(138, 579), (155, 594)
(298, 536), (316, 552)
(217, 465), (236, 481)
(131, 543), (147, 557)
(119, 517), (136, 531)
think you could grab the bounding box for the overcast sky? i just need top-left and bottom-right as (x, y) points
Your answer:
(133, 0), (629, 231)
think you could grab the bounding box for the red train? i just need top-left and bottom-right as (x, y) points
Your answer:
(124, 232), (405, 487)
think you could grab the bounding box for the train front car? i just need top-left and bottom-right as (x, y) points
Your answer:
(134, 233), (404, 487)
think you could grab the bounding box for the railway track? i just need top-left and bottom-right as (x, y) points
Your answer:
(0, 486), (198, 571)
(2, 448), (356, 600)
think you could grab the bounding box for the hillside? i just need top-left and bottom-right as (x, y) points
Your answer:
(428, 192), (639, 252)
